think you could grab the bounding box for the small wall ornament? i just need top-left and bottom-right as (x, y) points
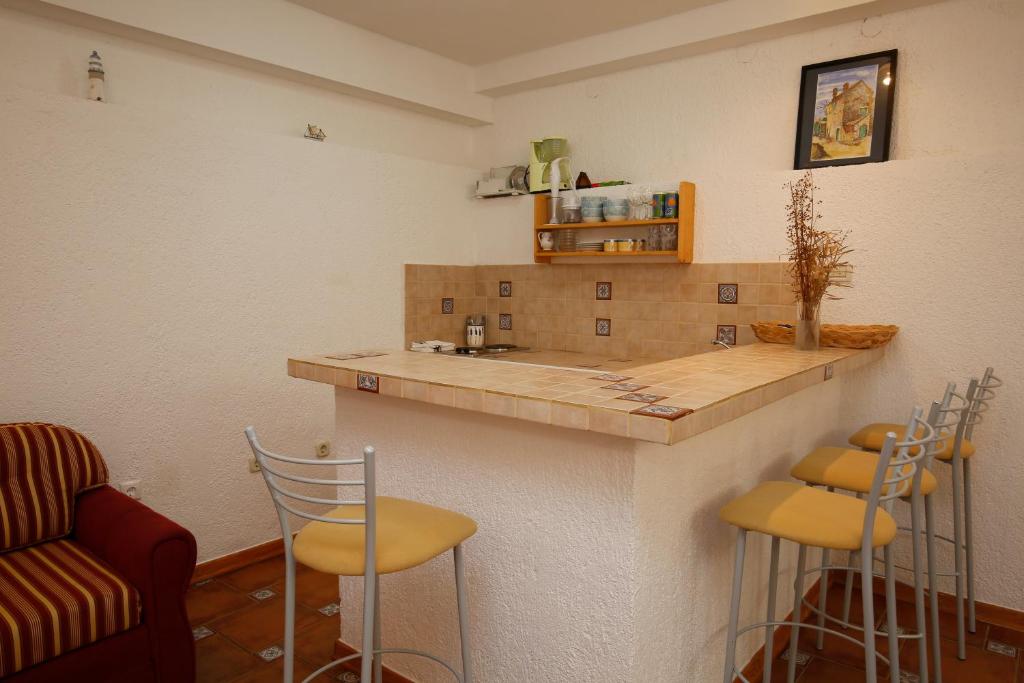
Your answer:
(87, 51), (105, 102)
(304, 124), (327, 141)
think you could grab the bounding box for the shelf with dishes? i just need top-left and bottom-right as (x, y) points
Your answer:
(533, 181), (694, 263)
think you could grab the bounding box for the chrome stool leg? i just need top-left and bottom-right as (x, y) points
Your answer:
(884, 546), (900, 683)
(454, 544), (473, 683)
(361, 572), (376, 681)
(861, 542), (879, 683)
(963, 458), (977, 633)
(950, 456), (967, 660)
(722, 530), (747, 683)
(786, 544), (807, 683)
(763, 537), (781, 683)
(373, 577), (383, 683)
(925, 493), (943, 683)
(910, 490), (930, 683)
(842, 492), (864, 627)
(284, 549), (297, 683)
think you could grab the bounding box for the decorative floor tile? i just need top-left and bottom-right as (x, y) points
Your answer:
(602, 382), (649, 392)
(249, 588), (276, 601)
(337, 672), (360, 682)
(499, 313), (512, 330)
(596, 282), (612, 300)
(591, 374), (632, 382)
(718, 283), (738, 304)
(441, 297), (454, 314)
(318, 602), (341, 617)
(192, 625), (214, 641)
(356, 373), (379, 393)
(617, 392), (669, 403)
(780, 649), (811, 666)
(595, 318), (611, 336)
(192, 578), (213, 588)
(631, 404), (694, 420)
(899, 671), (920, 683)
(986, 640), (1017, 657)
(258, 645), (284, 662)
(499, 281), (512, 297)
(716, 324), (737, 346)
(876, 623), (908, 635)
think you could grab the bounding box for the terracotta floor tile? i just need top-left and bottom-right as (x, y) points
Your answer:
(220, 557), (288, 593)
(195, 634), (260, 683)
(293, 614), (343, 665)
(208, 596), (320, 653)
(188, 580), (254, 626)
(272, 569), (340, 611)
(797, 587), (894, 672)
(796, 656), (871, 682)
(227, 656), (335, 682)
(989, 624), (1024, 649)
(762, 652), (807, 682)
(901, 638), (1019, 682)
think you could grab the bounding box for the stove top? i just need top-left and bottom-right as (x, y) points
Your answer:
(447, 344), (529, 356)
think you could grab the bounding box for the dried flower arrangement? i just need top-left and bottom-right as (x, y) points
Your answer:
(784, 170), (852, 349)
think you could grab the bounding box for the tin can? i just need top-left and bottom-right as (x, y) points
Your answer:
(651, 192), (666, 218)
(663, 192), (679, 218)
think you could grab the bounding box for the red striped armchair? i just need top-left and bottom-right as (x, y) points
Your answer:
(0, 423), (197, 682)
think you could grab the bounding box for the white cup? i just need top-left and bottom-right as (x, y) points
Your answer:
(538, 231), (555, 251)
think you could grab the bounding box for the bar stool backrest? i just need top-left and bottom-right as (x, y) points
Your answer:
(962, 367), (1001, 444)
(244, 426), (377, 576)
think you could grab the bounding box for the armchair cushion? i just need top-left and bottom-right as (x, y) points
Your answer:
(0, 423), (109, 552)
(0, 538), (141, 677)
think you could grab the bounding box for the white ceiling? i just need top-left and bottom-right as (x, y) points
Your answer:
(287, 0), (725, 65)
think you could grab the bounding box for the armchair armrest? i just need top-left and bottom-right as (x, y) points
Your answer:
(73, 485), (198, 683)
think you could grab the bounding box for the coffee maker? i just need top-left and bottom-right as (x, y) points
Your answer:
(528, 137), (572, 193)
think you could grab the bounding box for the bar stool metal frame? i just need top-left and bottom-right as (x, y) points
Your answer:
(721, 407), (937, 683)
(245, 427), (473, 683)
(845, 368), (1001, 664)
(807, 387), (967, 683)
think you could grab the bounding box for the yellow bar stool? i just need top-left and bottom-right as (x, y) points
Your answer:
(720, 407), (937, 683)
(789, 387), (967, 683)
(846, 368), (1001, 661)
(245, 427), (477, 683)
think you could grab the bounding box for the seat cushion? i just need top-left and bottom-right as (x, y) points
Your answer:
(0, 423), (109, 552)
(791, 446), (938, 497)
(849, 422), (975, 461)
(293, 496), (477, 576)
(0, 539), (141, 677)
(719, 481), (897, 551)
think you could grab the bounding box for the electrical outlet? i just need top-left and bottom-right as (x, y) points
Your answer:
(315, 440), (331, 458)
(120, 479), (142, 500)
(248, 456), (261, 473)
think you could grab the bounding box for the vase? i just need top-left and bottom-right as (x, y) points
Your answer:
(795, 302), (820, 351)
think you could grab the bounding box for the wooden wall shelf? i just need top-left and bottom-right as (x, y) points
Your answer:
(533, 181), (695, 263)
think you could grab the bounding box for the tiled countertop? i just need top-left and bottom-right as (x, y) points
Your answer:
(288, 343), (884, 445)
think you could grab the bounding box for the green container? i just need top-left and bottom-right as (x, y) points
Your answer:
(651, 192), (666, 218)
(664, 192), (679, 218)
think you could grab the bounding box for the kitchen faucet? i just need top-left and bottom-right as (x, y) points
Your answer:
(711, 339), (732, 350)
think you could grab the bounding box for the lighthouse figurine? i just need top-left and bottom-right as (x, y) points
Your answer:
(88, 51), (104, 101)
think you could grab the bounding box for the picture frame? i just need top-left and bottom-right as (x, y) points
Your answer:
(794, 49), (897, 169)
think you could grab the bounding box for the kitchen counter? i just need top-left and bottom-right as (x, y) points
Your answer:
(289, 342), (883, 445)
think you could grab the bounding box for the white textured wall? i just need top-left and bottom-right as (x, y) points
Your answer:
(474, 0), (1024, 610)
(0, 6), (482, 562)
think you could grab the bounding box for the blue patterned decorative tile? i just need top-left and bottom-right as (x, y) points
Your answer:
(356, 373), (379, 393)
(318, 602), (341, 617)
(499, 313), (512, 330)
(630, 404), (694, 420)
(258, 645), (284, 662)
(617, 392), (669, 403)
(595, 318), (611, 336)
(499, 281), (512, 297)
(718, 283), (738, 304)
(441, 297), (454, 314)
(716, 325), (737, 346)
(192, 625), (214, 641)
(596, 282), (612, 300)
(590, 373), (632, 382)
(250, 588), (276, 601)
(602, 382), (649, 392)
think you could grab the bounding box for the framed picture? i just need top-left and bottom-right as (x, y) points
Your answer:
(794, 49), (897, 169)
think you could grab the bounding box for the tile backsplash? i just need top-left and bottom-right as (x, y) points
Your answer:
(405, 263), (797, 359)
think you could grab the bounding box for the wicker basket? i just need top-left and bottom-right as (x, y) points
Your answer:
(751, 321), (899, 349)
